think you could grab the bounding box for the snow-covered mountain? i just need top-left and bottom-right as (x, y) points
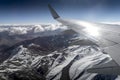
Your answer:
(0, 24), (118, 80)
(0, 24), (66, 51)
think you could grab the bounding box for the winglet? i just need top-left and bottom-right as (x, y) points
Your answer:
(48, 4), (60, 19)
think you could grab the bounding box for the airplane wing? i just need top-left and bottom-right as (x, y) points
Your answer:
(48, 4), (120, 75)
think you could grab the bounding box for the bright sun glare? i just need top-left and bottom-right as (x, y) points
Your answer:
(79, 21), (100, 37)
(85, 27), (99, 37)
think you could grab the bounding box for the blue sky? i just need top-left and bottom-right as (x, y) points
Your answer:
(0, 0), (120, 24)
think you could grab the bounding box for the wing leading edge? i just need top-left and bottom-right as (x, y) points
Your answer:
(48, 4), (120, 75)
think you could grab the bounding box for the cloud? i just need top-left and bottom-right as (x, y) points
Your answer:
(0, 24), (67, 36)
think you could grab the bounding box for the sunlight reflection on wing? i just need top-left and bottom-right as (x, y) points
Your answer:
(78, 21), (100, 37)
(85, 26), (99, 37)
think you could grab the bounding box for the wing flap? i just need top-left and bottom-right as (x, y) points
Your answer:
(103, 44), (120, 66)
(87, 60), (120, 75)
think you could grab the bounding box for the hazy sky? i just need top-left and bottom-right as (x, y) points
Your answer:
(0, 0), (120, 24)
